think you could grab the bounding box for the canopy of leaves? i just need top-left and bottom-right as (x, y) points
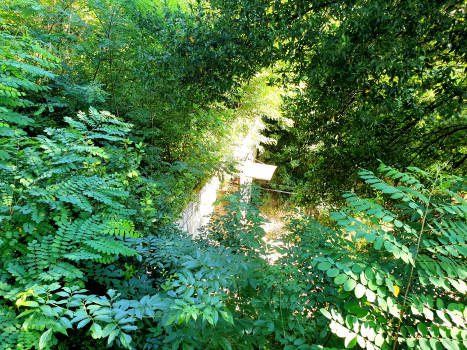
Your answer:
(179, 0), (467, 205)
(1, 1), (467, 350)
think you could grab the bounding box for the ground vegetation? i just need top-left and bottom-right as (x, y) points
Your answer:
(1, 1), (467, 350)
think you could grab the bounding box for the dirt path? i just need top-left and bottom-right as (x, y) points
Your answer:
(261, 210), (291, 240)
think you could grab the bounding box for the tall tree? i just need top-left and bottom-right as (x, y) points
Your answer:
(185, 0), (467, 204)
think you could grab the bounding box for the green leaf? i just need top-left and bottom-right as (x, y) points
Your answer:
(39, 328), (53, 350)
(348, 306), (369, 318)
(357, 336), (366, 348)
(59, 317), (72, 329)
(364, 268), (374, 280)
(20, 301), (39, 307)
(318, 262), (332, 271)
(374, 334), (385, 347)
(419, 339), (430, 350)
(40, 305), (54, 316)
(368, 279), (378, 291)
(382, 215), (394, 223)
(119, 332), (132, 348)
(107, 329), (119, 345)
(219, 336), (232, 350)
(354, 284), (366, 299)
(320, 309), (332, 319)
(365, 289), (376, 302)
(294, 338), (306, 346)
(352, 264), (364, 273)
(91, 323), (103, 339)
(220, 308), (234, 324)
(356, 230), (367, 238)
(378, 297), (388, 311)
(423, 308), (434, 321)
(374, 237), (384, 250)
(102, 323), (118, 337)
(183, 343), (194, 350)
(440, 339), (459, 350)
(394, 220), (403, 227)
(77, 318), (91, 329)
(23, 222), (35, 233)
(335, 274), (348, 284)
(165, 314), (177, 326)
(327, 268), (340, 277)
(345, 333), (358, 348)
(417, 323), (428, 336)
(344, 279), (357, 292)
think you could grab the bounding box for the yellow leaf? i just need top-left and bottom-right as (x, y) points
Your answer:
(267, 23), (270, 28)
(185, 52), (189, 57)
(394, 285), (400, 297)
(365, 89), (370, 93)
(189, 37), (194, 43)
(52, 197), (56, 201)
(19, 228), (22, 233)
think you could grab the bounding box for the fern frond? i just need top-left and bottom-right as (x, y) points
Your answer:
(84, 239), (138, 257)
(39, 262), (84, 281)
(63, 250), (103, 261)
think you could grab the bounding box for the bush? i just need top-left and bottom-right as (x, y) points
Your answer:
(1, 111), (466, 350)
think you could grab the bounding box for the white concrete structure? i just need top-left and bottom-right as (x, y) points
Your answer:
(176, 124), (272, 238)
(176, 176), (221, 238)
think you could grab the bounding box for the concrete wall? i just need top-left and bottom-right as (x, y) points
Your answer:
(176, 127), (258, 238)
(176, 176), (221, 238)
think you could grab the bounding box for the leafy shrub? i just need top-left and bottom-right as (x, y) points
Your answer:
(315, 165), (467, 350)
(1, 105), (466, 350)
(0, 33), (60, 136)
(0, 108), (144, 349)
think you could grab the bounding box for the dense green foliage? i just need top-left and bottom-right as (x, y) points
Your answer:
(1, 0), (467, 350)
(321, 165), (467, 350)
(181, 0), (467, 205)
(2, 116), (467, 350)
(0, 33), (61, 136)
(0, 0), (269, 219)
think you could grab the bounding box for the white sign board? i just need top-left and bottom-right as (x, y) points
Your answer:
(241, 162), (277, 181)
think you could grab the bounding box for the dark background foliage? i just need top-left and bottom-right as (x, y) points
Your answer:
(1, 0), (467, 350)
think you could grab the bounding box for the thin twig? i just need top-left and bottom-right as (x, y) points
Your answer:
(392, 170), (440, 350)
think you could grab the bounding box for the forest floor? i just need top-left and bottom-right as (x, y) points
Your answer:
(260, 209), (293, 263)
(261, 210), (290, 240)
